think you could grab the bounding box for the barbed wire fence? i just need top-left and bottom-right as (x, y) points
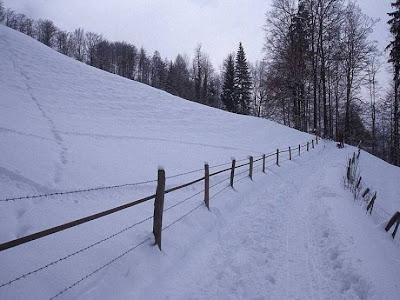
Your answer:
(0, 137), (321, 299)
(344, 148), (400, 247)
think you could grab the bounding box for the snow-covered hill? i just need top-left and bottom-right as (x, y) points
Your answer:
(1, 25), (399, 299)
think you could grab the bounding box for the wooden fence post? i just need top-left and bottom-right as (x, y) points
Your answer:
(362, 188), (370, 199)
(249, 156), (253, 180)
(385, 211), (400, 239)
(312, 140), (314, 149)
(289, 147), (292, 161)
(307, 142), (309, 152)
(393, 221), (400, 239)
(153, 169), (165, 251)
(262, 154), (266, 173)
(276, 149), (279, 166)
(356, 176), (362, 189)
(230, 159), (236, 188)
(204, 163), (209, 210)
(347, 158), (351, 181)
(366, 192), (376, 215)
(298, 144), (301, 156)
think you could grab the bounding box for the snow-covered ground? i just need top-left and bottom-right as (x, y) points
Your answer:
(1, 25), (399, 299)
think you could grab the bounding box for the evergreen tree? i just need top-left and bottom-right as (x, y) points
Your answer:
(234, 42), (252, 115)
(387, 0), (400, 165)
(221, 53), (236, 112)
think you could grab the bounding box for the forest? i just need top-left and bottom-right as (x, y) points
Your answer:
(0, 0), (399, 167)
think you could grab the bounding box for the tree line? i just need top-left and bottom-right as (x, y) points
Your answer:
(0, 0), (399, 166)
(0, 1), (229, 108)
(262, 0), (400, 166)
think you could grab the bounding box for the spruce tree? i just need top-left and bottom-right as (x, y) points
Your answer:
(221, 53), (236, 112)
(387, 0), (400, 165)
(234, 42), (252, 115)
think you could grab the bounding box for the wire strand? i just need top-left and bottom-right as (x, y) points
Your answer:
(0, 179), (158, 203)
(49, 238), (151, 300)
(0, 216), (153, 289)
(162, 203), (204, 231)
(164, 190), (204, 212)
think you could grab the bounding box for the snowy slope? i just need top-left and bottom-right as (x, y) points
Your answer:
(1, 25), (400, 299)
(356, 150), (400, 214)
(0, 23), (313, 241)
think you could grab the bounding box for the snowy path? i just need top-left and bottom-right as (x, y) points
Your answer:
(117, 143), (399, 300)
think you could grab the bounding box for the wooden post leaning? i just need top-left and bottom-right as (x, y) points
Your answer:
(366, 192), (376, 215)
(289, 147), (292, 161)
(385, 211), (400, 239)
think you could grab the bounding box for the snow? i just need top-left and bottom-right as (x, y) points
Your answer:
(1, 25), (400, 299)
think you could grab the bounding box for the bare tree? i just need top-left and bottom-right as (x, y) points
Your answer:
(55, 30), (70, 55)
(70, 28), (86, 61)
(35, 19), (57, 47)
(251, 60), (269, 117)
(366, 54), (382, 154)
(341, 1), (377, 143)
(85, 32), (103, 66)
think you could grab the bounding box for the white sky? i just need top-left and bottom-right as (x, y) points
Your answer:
(3, 0), (269, 69)
(3, 0), (393, 87)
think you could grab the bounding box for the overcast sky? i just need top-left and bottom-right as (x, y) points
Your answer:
(4, 0), (269, 69)
(3, 0), (394, 85)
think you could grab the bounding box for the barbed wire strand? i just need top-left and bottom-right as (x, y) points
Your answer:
(49, 237), (151, 300)
(0, 179), (158, 203)
(374, 203), (392, 217)
(162, 203), (204, 231)
(210, 177), (231, 189)
(0, 216), (153, 289)
(210, 185), (231, 200)
(164, 184), (235, 232)
(164, 176), (230, 213)
(164, 190), (204, 212)
(166, 168), (204, 179)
